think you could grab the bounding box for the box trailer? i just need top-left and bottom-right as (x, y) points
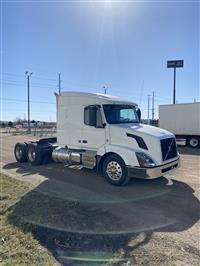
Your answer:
(159, 102), (200, 148)
(14, 92), (180, 186)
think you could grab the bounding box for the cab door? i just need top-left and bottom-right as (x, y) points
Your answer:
(81, 105), (106, 151)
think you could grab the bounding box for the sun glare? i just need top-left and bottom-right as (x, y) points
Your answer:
(92, 0), (126, 13)
(93, 0), (121, 9)
(80, 0), (134, 21)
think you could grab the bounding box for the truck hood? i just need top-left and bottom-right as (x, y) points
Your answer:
(113, 123), (174, 139)
(109, 123), (176, 165)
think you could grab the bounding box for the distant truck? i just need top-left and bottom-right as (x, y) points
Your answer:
(14, 92), (180, 186)
(159, 102), (200, 148)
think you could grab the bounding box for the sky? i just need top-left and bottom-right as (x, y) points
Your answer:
(1, 0), (199, 122)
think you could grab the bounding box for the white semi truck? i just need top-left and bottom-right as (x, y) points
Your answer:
(14, 92), (180, 186)
(159, 102), (200, 148)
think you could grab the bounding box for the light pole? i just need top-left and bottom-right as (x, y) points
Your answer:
(25, 71), (33, 133)
(167, 60), (184, 104)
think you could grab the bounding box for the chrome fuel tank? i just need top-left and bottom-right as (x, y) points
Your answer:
(52, 147), (81, 164)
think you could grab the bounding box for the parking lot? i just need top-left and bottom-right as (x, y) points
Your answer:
(1, 132), (200, 265)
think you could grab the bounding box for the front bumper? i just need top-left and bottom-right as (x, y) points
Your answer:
(127, 157), (180, 179)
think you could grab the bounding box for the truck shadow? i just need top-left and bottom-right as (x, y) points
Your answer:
(4, 162), (200, 265)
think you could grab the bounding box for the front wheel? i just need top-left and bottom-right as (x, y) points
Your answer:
(102, 154), (130, 186)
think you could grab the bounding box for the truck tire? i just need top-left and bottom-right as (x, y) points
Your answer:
(14, 143), (27, 162)
(27, 143), (43, 165)
(187, 137), (200, 148)
(102, 154), (130, 186)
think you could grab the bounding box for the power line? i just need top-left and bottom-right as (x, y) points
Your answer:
(2, 73), (181, 106)
(2, 73), (25, 78)
(0, 97), (55, 105)
(2, 73), (145, 96)
(32, 76), (57, 82)
(2, 79), (53, 84)
(3, 72), (58, 82)
(2, 79), (25, 84)
(154, 95), (171, 100)
(1, 82), (57, 90)
(2, 73), (145, 95)
(2, 79), (57, 87)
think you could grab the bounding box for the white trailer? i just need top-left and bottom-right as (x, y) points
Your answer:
(14, 92), (180, 186)
(159, 103), (200, 148)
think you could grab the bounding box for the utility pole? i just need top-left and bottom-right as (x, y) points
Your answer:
(147, 94), (151, 125)
(25, 71), (33, 133)
(152, 91), (155, 121)
(58, 73), (61, 95)
(173, 67), (176, 104)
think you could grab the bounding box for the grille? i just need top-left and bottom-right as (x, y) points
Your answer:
(161, 138), (177, 161)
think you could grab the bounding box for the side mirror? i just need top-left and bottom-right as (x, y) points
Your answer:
(84, 105), (106, 128)
(89, 107), (97, 126)
(96, 107), (105, 128)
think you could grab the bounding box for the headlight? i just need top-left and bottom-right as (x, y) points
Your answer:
(136, 152), (156, 168)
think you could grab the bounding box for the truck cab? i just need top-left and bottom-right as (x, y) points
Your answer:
(14, 92), (180, 186)
(55, 92), (180, 185)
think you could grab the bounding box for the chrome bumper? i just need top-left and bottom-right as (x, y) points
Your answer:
(127, 157), (180, 179)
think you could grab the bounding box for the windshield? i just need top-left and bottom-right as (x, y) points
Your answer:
(103, 104), (139, 124)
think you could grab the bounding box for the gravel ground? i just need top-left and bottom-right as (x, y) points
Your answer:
(0, 132), (200, 266)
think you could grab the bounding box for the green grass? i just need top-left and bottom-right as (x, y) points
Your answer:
(0, 173), (125, 266)
(0, 174), (57, 266)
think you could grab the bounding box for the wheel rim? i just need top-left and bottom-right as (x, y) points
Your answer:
(16, 146), (23, 159)
(28, 147), (36, 162)
(189, 138), (198, 147)
(106, 161), (122, 181)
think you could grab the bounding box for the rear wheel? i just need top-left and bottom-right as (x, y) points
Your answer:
(27, 143), (43, 165)
(102, 154), (130, 186)
(187, 137), (200, 148)
(14, 143), (27, 162)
